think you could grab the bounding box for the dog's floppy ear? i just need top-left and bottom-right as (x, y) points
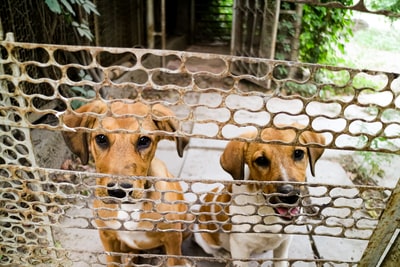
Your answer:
(220, 140), (247, 180)
(151, 104), (189, 158)
(300, 131), (326, 177)
(62, 101), (107, 164)
(220, 131), (256, 180)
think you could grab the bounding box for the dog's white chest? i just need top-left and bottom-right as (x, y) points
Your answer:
(230, 184), (282, 233)
(228, 184), (292, 264)
(117, 203), (143, 229)
(118, 203), (155, 249)
(103, 203), (155, 250)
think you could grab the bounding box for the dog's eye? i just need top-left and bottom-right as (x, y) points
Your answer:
(137, 136), (151, 150)
(95, 134), (109, 148)
(255, 156), (270, 167)
(293, 149), (305, 161)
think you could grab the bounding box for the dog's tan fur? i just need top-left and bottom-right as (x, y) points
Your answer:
(63, 100), (190, 266)
(194, 126), (325, 267)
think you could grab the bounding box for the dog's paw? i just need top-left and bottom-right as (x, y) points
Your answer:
(214, 248), (231, 259)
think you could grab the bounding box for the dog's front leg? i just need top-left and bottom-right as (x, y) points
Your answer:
(163, 230), (191, 267)
(99, 230), (124, 266)
(229, 233), (252, 267)
(272, 236), (291, 267)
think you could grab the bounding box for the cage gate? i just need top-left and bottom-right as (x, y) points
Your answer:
(0, 35), (400, 267)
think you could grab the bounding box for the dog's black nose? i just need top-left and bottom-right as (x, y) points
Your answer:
(107, 182), (133, 198)
(276, 185), (300, 204)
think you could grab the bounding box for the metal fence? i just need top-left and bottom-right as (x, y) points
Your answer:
(1, 35), (400, 266)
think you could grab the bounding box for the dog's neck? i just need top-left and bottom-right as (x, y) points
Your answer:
(148, 157), (171, 177)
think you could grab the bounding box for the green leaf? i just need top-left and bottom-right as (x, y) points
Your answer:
(86, 90), (96, 98)
(72, 22), (94, 40)
(60, 0), (76, 16)
(82, 1), (100, 15)
(70, 86), (87, 95)
(71, 100), (84, 110)
(45, 0), (62, 14)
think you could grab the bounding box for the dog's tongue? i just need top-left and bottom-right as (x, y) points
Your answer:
(276, 207), (300, 218)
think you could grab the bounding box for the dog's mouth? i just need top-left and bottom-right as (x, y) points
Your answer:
(269, 190), (301, 220)
(273, 206), (301, 220)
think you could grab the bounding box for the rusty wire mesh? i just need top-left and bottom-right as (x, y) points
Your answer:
(0, 39), (400, 266)
(1, 41), (399, 152)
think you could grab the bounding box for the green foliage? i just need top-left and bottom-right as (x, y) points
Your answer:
(197, 0), (233, 43)
(69, 70), (96, 109)
(43, 0), (99, 103)
(352, 75), (386, 91)
(284, 81), (317, 97)
(70, 87), (95, 109)
(368, 0), (400, 17)
(299, 2), (354, 64)
(354, 151), (394, 181)
(342, 116), (399, 185)
(44, 0), (99, 41)
(341, 151), (394, 188)
(71, 21), (94, 41)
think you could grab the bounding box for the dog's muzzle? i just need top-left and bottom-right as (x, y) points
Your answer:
(107, 182), (133, 199)
(106, 181), (152, 201)
(271, 184), (301, 220)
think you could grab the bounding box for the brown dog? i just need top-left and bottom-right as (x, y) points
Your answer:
(62, 100), (190, 266)
(194, 126), (325, 267)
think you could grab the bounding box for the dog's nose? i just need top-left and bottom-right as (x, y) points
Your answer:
(276, 185), (300, 204)
(107, 182), (133, 198)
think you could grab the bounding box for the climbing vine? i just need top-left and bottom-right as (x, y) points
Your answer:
(299, 1), (354, 64)
(44, 0), (99, 41)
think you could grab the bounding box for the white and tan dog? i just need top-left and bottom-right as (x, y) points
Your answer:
(194, 126), (325, 267)
(63, 100), (190, 267)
